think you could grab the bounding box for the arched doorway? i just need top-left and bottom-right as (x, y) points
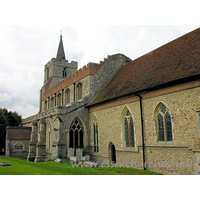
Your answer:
(109, 142), (116, 164)
(69, 117), (84, 156)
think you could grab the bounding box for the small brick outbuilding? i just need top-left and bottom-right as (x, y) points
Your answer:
(6, 126), (31, 159)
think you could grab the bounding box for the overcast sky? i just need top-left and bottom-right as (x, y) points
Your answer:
(0, 25), (199, 118)
(0, 0), (199, 118)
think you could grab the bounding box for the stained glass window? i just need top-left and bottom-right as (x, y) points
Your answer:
(156, 103), (173, 142)
(125, 118), (129, 147)
(130, 117), (135, 147)
(93, 118), (99, 152)
(158, 114), (164, 141)
(165, 112), (172, 141)
(124, 109), (135, 147)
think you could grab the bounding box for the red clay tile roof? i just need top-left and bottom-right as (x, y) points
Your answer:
(89, 28), (200, 106)
(6, 127), (31, 140)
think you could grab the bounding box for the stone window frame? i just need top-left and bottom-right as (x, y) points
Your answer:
(69, 117), (84, 149)
(76, 82), (83, 100)
(62, 67), (67, 78)
(57, 93), (62, 106)
(155, 102), (173, 142)
(44, 100), (48, 111)
(50, 96), (54, 108)
(65, 88), (70, 105)
(13, 142), (24, 151)
(93, 116), (99, 153)
(121, 106), (136, 150)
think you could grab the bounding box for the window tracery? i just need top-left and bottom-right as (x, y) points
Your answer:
(69, 118), (83, 149)
(93, 117), (99, 152)
(156, 103), (173, 141)
(62, 68), (67, 78)
(123, 108), (135, 148)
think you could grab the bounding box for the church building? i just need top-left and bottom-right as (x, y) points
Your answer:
(6, 28), (200, 175)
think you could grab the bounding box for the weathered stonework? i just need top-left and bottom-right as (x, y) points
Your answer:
(88, 82), (200, 174)
(6, 127), (31, 159)
(6, 29), (200, 175)
(21, 36), (131, 164)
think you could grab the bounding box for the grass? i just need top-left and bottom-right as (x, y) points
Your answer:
(0, 156), (162, 175)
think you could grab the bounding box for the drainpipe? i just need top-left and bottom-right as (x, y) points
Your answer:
(136, 94), (146, 170)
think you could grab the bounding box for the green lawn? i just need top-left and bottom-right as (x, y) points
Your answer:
(0, 156), (162, 175)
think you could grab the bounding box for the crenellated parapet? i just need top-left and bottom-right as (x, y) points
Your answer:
(45, 58), (78, 68)
(41, 55), (118, 101)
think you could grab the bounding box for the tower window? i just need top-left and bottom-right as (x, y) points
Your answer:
(47, 69), (49, 80)
(62, 68), (67, 78)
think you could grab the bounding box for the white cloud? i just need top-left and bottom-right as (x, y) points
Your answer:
(0, 93), (12, 104)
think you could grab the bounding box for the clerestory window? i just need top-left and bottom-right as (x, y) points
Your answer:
(50, 97), (54, 108)
(65, 89), (70, 104)
(57, 93), (62, 106)
(77, 82), (82, 100)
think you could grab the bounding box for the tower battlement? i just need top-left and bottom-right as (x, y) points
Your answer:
(45, 58), (78, 68)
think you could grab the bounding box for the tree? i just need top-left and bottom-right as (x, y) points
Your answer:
(0, 108), (22, 153)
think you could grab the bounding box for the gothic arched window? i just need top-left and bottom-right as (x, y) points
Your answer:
(57, 93), (62, 106)
(69, 118), (84, 149)
(77, 82), (82, 100)
(44, 100), (48, 111)
(62, 68), (67, 78)
(93, 117), (99, 152)
(123, 108), (135, 147)
(156, 103), (173, 141)
(50, 97), (54, 108)
(65, 89), (70, 104)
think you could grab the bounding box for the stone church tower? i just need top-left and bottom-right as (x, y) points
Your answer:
(6, 28), (200, 174)
(21, 33), (131, 162)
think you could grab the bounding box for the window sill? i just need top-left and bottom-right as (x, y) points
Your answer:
(91, 152), (100, 155)
(118, 146), (139, 153)
(146, 142), (190, 148)
(156, 141), (175, 145)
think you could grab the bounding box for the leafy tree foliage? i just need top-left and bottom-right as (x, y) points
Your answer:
(0, 108), (22, 153)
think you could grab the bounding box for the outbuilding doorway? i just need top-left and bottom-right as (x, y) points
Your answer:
(109, 142), (116, 164)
